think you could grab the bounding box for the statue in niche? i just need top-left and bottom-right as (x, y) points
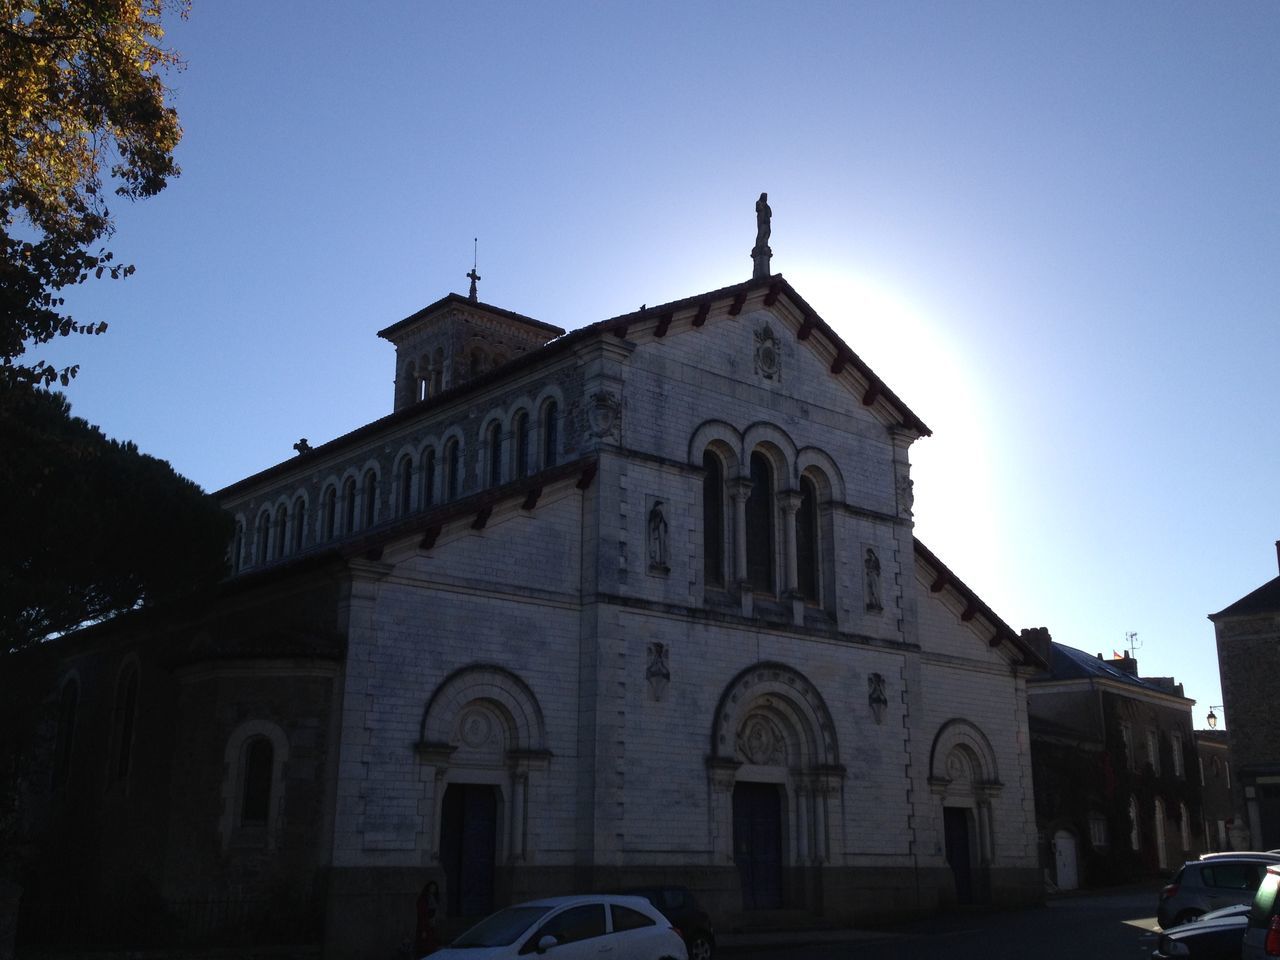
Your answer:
(646, 641), (670, 701)
(648, 500), (669, 573)
(864, 547), (883, 612)
(868, 673), (888, 725)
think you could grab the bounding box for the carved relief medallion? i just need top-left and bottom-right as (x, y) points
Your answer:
(646, 641), (671, 701)
(754, 324), (782, 381)
(586, 390), (622, 441)
(868, 672), (888, 724)
(459, 707), (493, 748)
(737, 713), (786, 765)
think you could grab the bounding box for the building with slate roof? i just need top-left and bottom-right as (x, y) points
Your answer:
(1024, 634), (1204, 889)
(1209, 544), (1280, 850)
(7, 212), (1048, 958)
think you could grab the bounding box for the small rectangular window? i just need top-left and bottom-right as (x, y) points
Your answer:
(1089, 814), (1108, 848)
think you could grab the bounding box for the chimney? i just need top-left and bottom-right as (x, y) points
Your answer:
(1275, 539), (1279, 574)
(1019, 627), (1053, 669)
(1109, 653), (1139, 676)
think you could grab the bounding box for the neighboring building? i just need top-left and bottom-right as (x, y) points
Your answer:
(1196, 731), (1235, 852)
(1209, 544), (1280, 850)
(1025, 634), (1204, 888)
(7, 229), (1048, 958)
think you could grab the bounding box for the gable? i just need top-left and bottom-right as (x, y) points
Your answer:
(593, 276), (930, 438)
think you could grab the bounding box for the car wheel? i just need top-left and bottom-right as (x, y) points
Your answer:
(687, 935), (714, 960)
(1173, 909), (1202, 925)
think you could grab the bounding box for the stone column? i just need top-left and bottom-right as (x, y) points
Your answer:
(795, 783), (810, 863)
(813, 786), (828, 864)
(778, 490), (802, 594)
(729, 477), (753, 615)
(707, 759), (741, 864)
(510, 773), (527, 862)
(778, 489), (804, 624)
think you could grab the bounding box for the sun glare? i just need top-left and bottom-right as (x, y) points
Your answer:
(794, 266), (1011, 600)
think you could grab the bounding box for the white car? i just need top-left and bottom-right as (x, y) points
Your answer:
(428, 894), (689, 960)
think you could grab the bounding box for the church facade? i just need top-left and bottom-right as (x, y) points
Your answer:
(12, 254), (1045, 957)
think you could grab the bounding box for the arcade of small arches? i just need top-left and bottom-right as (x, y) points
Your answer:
(397, 343), (512, 407)
(695, 420), (847, 611)
(230, 393), (564, 572)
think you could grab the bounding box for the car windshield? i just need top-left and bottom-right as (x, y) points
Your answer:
(451, 906), (554, 947)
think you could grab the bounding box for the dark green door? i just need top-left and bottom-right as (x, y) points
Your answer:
(441, 784), (497, 917)
(944, 806), (973, 904)
(733, 782), (783, 909)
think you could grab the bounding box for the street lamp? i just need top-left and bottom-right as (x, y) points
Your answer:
(1207, 705), (1224, 729)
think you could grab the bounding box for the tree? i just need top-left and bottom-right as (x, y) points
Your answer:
(0, 382), (231, 652)
(1, 0), (188, 388)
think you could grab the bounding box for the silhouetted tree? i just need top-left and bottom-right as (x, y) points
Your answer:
(1, 0), (189, 388)
(0, 383), (230, 652)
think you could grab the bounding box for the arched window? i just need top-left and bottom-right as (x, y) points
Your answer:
(255, 510), (271, 565)
(220, 722), (288, 850)
(231, 521), (245, 573)
(362, 469), (378, 529)
(291, 495), (307, 553)
(444, 438), (460, 501)
(797, 475), (819, 601)
(745, 452), (775, 592)
(403, 360), (418, 405)
(421, 447), (437, 508)
(52, 679), (78, 789)
(342, 477), (357, 534)
(397, 455), (414, 517)
(241, 736), (274, 824)
(513, 410), (530, 477)
(111, 664), (139, 781)
(273, 504), (287, 560)
(321, 486), (337, 540)
(542, 400), (559, 468)
(487, 421), (503, 487)
(432, 347), (445, 394)
(702, 451), (725, 587)
(470, 348), (488, 378)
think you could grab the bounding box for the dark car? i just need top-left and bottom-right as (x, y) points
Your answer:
(1159, 855), (1277, 928)
(1151, 903), (1250, 959)
(615, 886), (715, 960)
(1241, 864), (1280, 959)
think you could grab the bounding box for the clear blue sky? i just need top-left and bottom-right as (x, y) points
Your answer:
(38, 1), (1280, 727)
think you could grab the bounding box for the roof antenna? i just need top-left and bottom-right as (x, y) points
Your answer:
(466, 238), (481, 302)
(1125, 631), (1141, 657)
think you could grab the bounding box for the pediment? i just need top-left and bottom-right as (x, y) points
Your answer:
(589, 276), (931, 439)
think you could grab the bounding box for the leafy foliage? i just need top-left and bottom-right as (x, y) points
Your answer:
(0, 382), (231, 651)
(1, 0), (188, 387)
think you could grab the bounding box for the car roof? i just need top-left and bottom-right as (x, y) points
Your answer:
(1192, 855), (1280, 865)
(510, 894), (659, 910)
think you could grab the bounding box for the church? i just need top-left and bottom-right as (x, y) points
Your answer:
(14, 203), (1045, 958)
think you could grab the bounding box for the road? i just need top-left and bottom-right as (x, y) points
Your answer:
(721, 885), (1164, 960)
